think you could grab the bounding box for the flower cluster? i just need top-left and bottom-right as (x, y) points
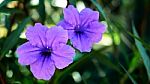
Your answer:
(17, 5), (106, 80)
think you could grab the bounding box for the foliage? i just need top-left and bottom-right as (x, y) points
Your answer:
(0, 0), (150, 84)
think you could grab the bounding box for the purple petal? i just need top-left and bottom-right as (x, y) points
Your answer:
(57, 20), (75, 39)
(84, 21), (106, 43)
(46, 26), (68, 49)
(64, 5), (80, 25)
(26, 23), (48, 48)
(57, 20), (74, 30)
(80, 8), (99, 27)
(68, 30), (75, 39)
(89, 21), (106, 33)
(71, 33), (92, 52)
(17, 42), (41, 65)
(30, 57), (55, 80)
(51, 44), (75, 69)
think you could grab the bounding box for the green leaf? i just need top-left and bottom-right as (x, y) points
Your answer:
(73, 51), (85, 61)
(38, 0), (46, 23)
(0, 0), (11, 8)
(120, 50), (141, 83)
(127, 31), (150, 50)
(90, 0), (106, 20)
(0, 17), (30, 60)
(69, 0), (77, 6)
(94, 53), (122, 74)
(132, 22), (150, 80)
(119, 63), (137, 84)
(128, 50), (141, 73)
(5, 15), (11, 30)
(0, 7), (22, 13)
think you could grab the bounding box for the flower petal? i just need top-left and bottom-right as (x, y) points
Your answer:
(57, 20), (74, 30)
(84, 21), (106, 42)
(46, 26), (68, 48)
(30, 57), (55, 80)
(68, 30), (75, 39)
(71, 33), (92, 52)
(89, 21), (106, 33)
(26, 23), (48, 48)
(51, 44), (75, 69)
(17, 42), (41, 65)
(80, 8), (99, 27)
(64, 5), (80, 25)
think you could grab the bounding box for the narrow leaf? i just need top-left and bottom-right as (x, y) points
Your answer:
(119, 63), (137, 84)
(132, 22), (150, 80)
(0, 17), (30, 60)
(38, 0), (46, 23)
(0, 7), (22, 13)
(94, 52), (122, 74)
(90, 0), (107, 20)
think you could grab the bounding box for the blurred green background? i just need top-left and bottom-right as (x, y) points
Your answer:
(0, 0), (150, 84)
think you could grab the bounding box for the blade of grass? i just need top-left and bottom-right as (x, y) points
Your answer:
(119, 63), (137, 84)
(120, 49), (141, 83)
(132, 22), (150, 80)
(38, 0), (46, 23)
(127, 31), (150, 50)
(90, 0), (106, 20)
(128, 50), (141, 73)
(94, 53), (122, 74)
(111, 20), (150, 50)
(0, 17), (30, 60)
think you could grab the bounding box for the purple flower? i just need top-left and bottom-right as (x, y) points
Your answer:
(17, 23), (75, 80)
(57, 5), (106, 52)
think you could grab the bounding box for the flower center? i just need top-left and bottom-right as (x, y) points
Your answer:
(41, 47), (52, 56)
(75, 25), (84, 34)
(75, 30), (83, 34)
